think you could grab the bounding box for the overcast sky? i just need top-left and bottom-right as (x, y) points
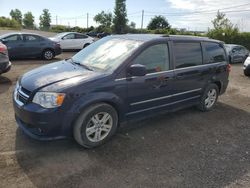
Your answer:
(0, 0), (250, 31)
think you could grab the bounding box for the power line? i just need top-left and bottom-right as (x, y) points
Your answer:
(145, 2), (250, 15)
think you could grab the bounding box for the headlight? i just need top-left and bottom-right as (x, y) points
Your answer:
(32, 92), (65, 108)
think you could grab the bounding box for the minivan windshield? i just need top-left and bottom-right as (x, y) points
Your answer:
(71, 37), (142, 72)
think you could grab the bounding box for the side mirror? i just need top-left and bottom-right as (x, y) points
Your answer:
(128, 64), (147, 77)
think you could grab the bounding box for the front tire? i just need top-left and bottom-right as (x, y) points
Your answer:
(42, 49), (54, 60)
(83, 43), (90, 48)
(244, 67), (250, 76)
(197, 84), (219, 112)
(73, 103), (118, 148)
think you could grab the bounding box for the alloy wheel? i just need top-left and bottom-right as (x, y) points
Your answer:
(205, 88), (217, 108)
(85, 112), (113, 142)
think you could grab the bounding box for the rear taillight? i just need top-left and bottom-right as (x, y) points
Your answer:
(0, 43), (7, 55)
(227, 64), (232, 73)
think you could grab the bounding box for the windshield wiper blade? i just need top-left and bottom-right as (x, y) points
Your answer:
(66, 58), (93, 71)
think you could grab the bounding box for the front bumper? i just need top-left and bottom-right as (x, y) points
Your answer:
(13, 97), (74, 141)
(0, 61), (11, 74)
(54, 47), (62, 56)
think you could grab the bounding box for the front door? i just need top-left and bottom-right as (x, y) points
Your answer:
(60, 33), (76, 49)
(126, 42), (175, 117)
(3, 34), (23, 58)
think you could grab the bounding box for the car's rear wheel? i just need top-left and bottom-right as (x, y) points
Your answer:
(42, 49), (54, 60)
(197, 84), (219, 112)
(73, 103), (118, 148)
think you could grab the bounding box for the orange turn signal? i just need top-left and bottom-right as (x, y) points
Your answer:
(56, 94), (65, 106)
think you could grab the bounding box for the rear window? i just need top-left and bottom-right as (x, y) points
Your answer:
(173, 42), (202, 69)
(204, 42), (226, 63)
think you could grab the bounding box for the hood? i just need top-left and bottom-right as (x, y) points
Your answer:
(20, 60), (103, 92)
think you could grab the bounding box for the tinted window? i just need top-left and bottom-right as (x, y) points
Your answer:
(4, 35), (21, 41)
(76, 34), (88, 39)
(204, 42), (226, 63)
(24, 35), (40, 41)
(132, 44), (169, 73)
(174, 42), (202, 68)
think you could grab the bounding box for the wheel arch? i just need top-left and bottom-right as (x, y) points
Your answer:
(69, 92), (126, 128)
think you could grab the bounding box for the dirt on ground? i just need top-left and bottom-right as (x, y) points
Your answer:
(0, 55), (250, 187)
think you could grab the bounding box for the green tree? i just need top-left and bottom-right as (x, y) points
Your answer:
(113, 0), (128, 34)
(10, 9), (22, 25)
(94, 11), (113, 28)
(39, 9), (51, 30)
(207, 11), (239, 43)
(23, 12), (35, 29)
(0, 16), (21, 29)
(129, 21), (136, 29)
(147, 16), (171, 30)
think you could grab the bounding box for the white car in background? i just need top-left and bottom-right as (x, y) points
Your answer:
(50, 32), (94, 50)
(243, 56), (250, 76)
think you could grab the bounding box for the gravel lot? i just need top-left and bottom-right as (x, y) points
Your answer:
(0, 53), (250, 187)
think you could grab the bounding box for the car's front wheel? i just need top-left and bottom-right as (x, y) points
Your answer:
(73, 103), (118, 148)
(42, 49), (54, 60)
(197, 84), (219, 112)
(83, 43), (90, 48)
(244, 67), (250, 76)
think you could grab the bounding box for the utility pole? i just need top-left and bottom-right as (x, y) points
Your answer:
(56, 15), (58, 25)
(75, 18), (77, 26)
(87, 13), (89, 28)
(141, 10), (144, 30)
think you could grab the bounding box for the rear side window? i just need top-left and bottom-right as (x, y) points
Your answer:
(204, 42), (226, 63)
(173, 42), (202, 68)
(24, 35), (40, 42)
(132, 43), (169, 73)
(76, 34), (88, 39)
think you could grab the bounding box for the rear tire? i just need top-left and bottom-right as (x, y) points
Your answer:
(42, 49), (54, 60)
(197, 84), (219, 112)
(73, 103), (118, 148)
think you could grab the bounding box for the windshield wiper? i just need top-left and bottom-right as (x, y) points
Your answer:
(66, 58), (93, 71)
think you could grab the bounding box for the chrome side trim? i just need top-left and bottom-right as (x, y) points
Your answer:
(126, 95), (200, 116)
(115, 70), (174, 81)
(174, 62), (225, 71)
(130, 88), (202, 106)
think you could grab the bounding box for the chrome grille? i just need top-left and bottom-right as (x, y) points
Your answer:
(14, 86), (31, 106)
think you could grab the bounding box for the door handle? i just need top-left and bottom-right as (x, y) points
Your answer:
(176, 75), (184, 79)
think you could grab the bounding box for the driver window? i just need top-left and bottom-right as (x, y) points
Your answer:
(4, 35), (21, 42)
(132, 43), (169, 74)
(63, 34), (75, 40)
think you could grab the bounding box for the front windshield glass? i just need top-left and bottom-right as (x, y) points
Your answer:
(72, 37), (142, 72)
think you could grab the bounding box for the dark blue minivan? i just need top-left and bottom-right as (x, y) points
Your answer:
(13, 34), (230, 148)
